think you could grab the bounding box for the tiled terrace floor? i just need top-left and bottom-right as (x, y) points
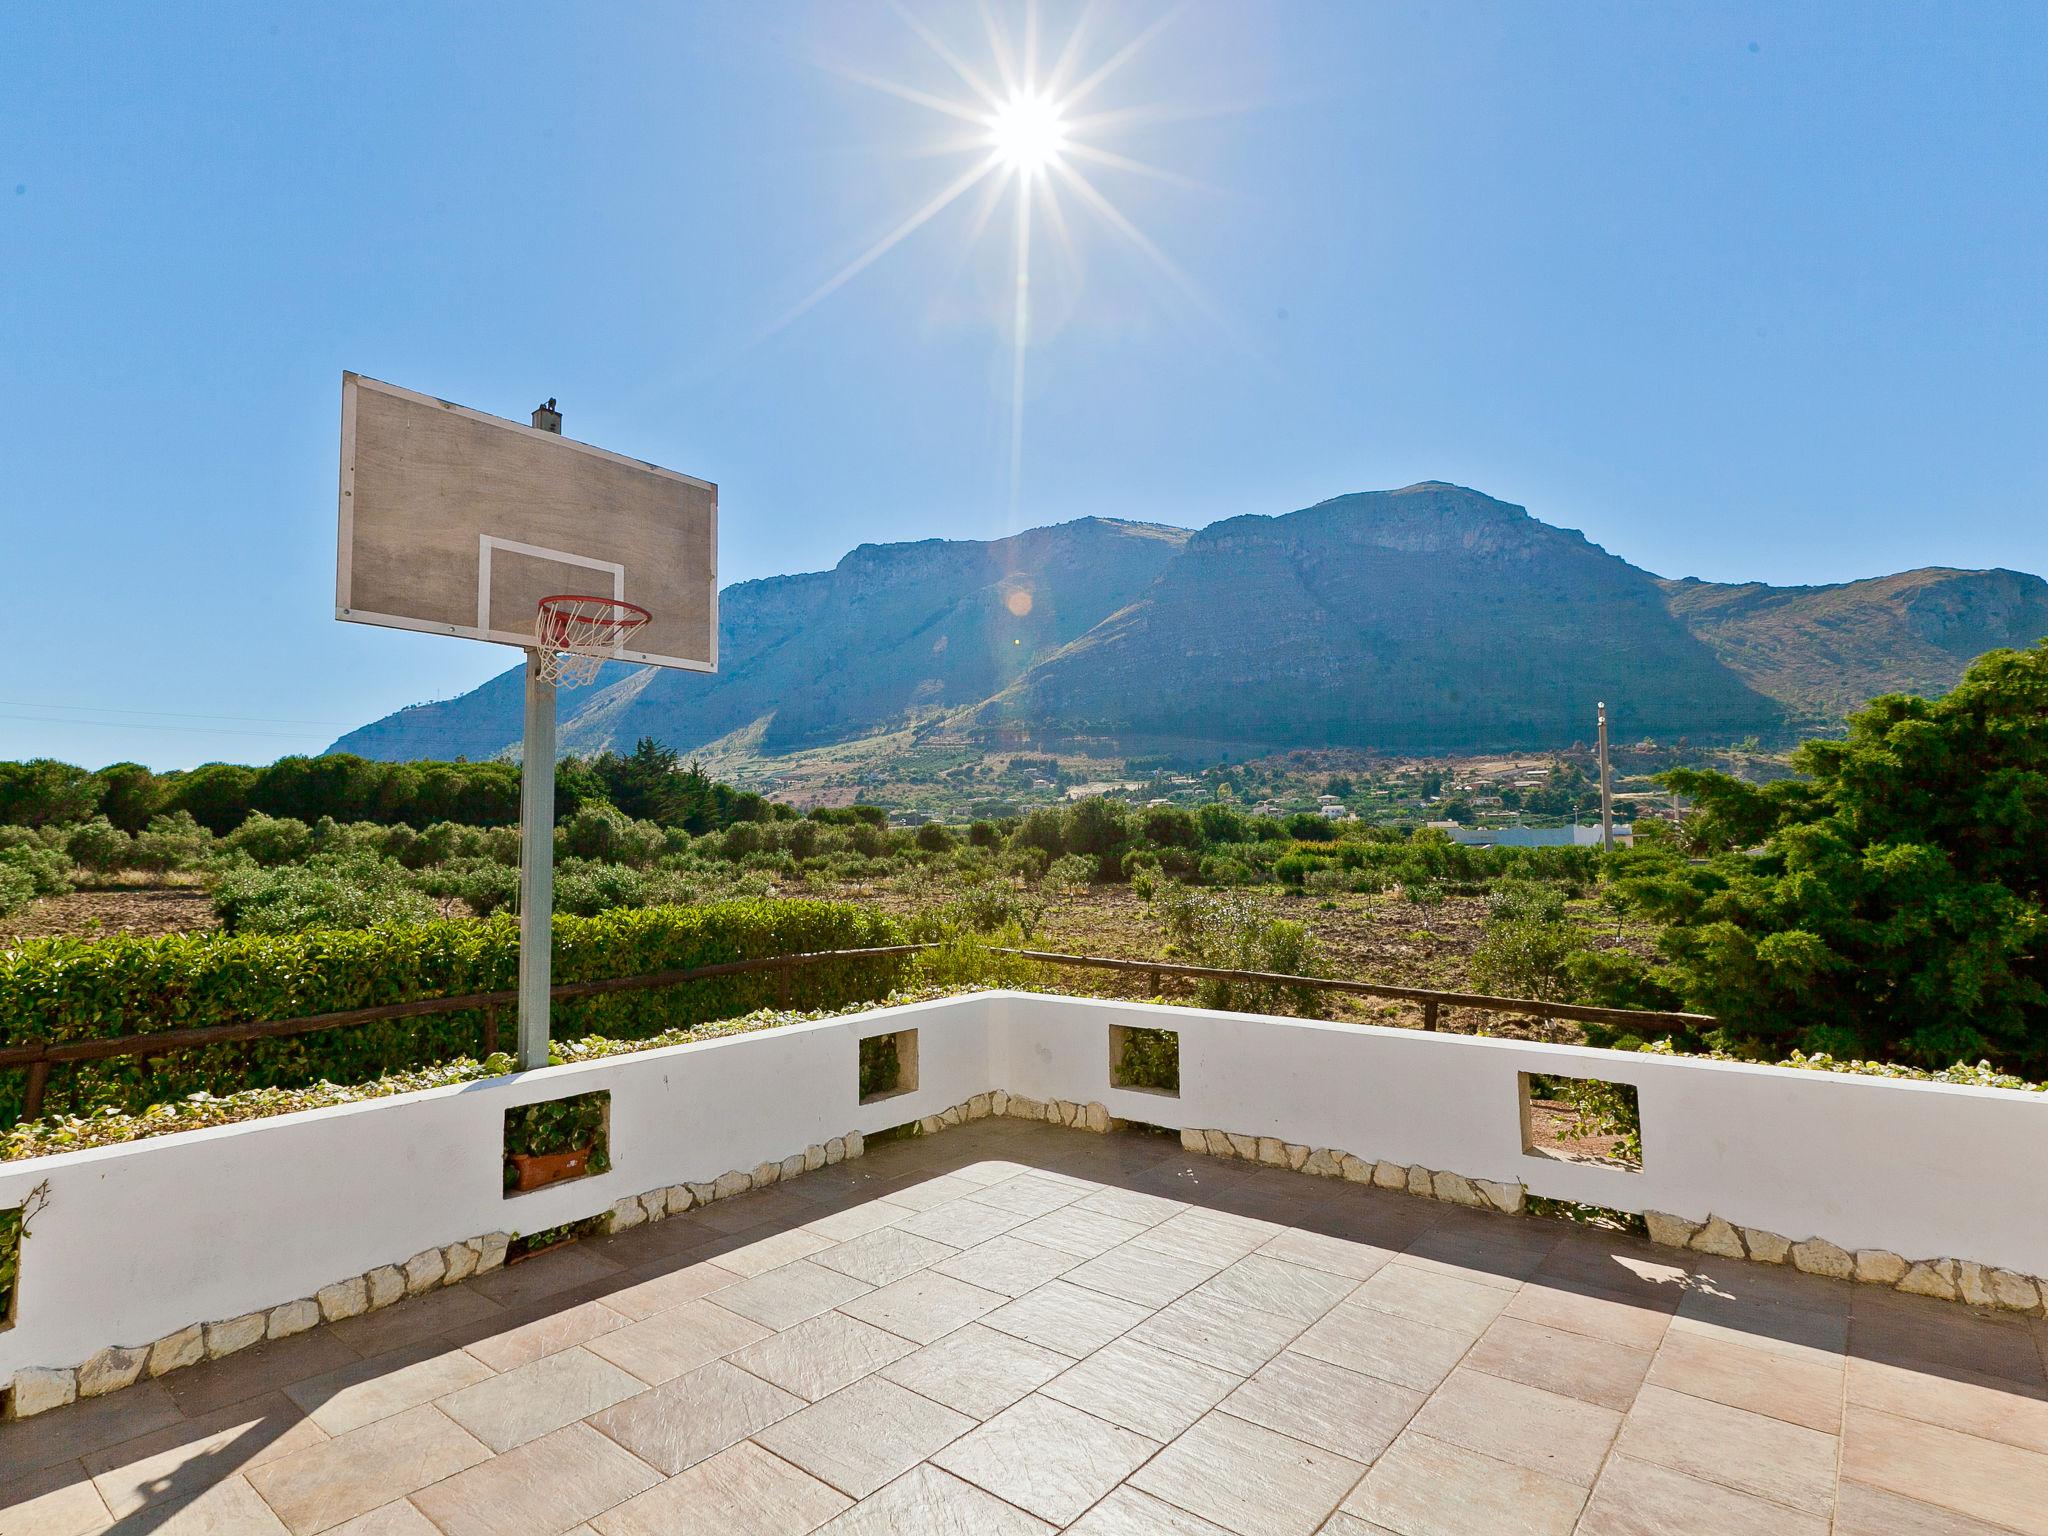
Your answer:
(9, 1120), (2048, 1535)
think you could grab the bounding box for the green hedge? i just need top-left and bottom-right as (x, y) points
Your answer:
(0, 899), (907, 1127)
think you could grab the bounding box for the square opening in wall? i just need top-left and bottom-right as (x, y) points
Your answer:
(504, 1089), (612, 1196)
(1110, 1024), (1181, 1097)
(859, 1029), (919, 1104)
(0, 1204), (20, 1331)
(1520, 1072), (1641, 1172)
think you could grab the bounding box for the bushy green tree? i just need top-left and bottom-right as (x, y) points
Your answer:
(0, 759), (101, 827)
(1642, 641), (2048, 1068)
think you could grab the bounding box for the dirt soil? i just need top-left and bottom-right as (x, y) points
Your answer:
(0, 885), (218, 947)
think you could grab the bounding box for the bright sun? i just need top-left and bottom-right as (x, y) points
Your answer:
(989, 91), (1066, 172)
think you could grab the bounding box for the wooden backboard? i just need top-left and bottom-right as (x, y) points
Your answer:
(336, 373), (716, 671)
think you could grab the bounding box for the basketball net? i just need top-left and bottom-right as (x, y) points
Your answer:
(533, 595), (651, 688)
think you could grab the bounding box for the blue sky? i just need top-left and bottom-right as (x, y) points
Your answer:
(4, 2), (2044, 769)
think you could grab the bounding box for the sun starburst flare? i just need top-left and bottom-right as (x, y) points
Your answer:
(783, 2), (1218, 516)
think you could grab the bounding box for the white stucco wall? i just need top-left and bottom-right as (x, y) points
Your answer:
(2, 988), (2042, 1385)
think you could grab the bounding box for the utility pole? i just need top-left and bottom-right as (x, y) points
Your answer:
(1597, 700), (1614, 853)
(516, 398), (563, 1071)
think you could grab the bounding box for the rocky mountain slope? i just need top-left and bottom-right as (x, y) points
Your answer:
(330, 484), (2048, 762)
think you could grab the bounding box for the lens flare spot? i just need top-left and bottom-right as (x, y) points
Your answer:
(1005, 588), (1035, 617)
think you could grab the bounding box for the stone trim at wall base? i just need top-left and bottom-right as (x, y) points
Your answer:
(2, 1130), (867, 1422)
(1643, 1209), (2047, 1316)
(1174, 1126), (1527, 1215)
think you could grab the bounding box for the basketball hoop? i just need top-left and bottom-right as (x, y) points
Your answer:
(533, 594), (651, 687)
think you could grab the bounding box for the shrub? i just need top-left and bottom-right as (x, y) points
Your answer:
(915, 822), (957, 853)
(553, 859), (647, 916)
(0, 840), (72, 899)
(64, 817), (132, 877)
(0, 862), (35, 919)
(224, 812), (314, 867)
(503, 1090), (610, 1187)
(132, 811), (214, 873)
(212, 855), (438, 934)
(0, 1204), (17, 1321)
(0, 899), (907, 1126)
(859, 1033), (901, 1098)
(1148, 881), (1326, 1014)
(1114, 1026), (1180, 1092)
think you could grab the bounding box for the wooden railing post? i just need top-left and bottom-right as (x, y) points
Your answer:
(1422, 1001), (1440, 1032)
(481, 1003), (500, 1060)
(22, 1059), (49, 1119)
(776, 957), (794, 1009)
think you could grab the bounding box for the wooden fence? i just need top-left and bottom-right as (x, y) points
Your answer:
(0, 944), (1710, 1120)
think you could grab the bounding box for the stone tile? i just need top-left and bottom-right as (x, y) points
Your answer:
(1063, 1244), (1218, 1312)
(83, 1394), (328, 1518)
(1841, 1403), (2048, 1534)
(1504, 1278), (1676, 1353)
(930, 1236), (1078, 1297)
(709, 1260), (873, 1331)
(245, 1405), (490, 1536)
(1847, 1354), (2048, 1454)
(932, 1393), (1158, 1526)
(1351, 1263), (1510, 1335)
(284, 1346), (496, 1437)
(891, 1199), (1030, 1250)
(811, 1227), (959, 1287)
(434, 1346), (645, 1452)
(585, 1358), (802, 1474)
(1670, 1288), (1848, 1365)
(800, 1201), (906, 1244)
(1130, 1410), (1363, 1536)
(1256, 1226), (1396, 1282)
(1005, 1207), (1149, 1260)
(0, 1381), (186, 1479)
(1195, 1254), (1358, 1325)
(809, 1464), (1050, 1535)
(590, 1257), (743, 1322)
(967, 1175), (1089, 1219)
(1645, 1323), (1843, 1433)
(755, 1375), (974, 1498)
(709, 1226), (835, 1279)
(1575, 1452), (1828, 1536)
(1834, 1478), (2023, 1536)
(727, 1311), (916, 1401)
(981, 1280), (1152, 1359)
(329, 1286), (506, 1359)
(1042, 1337), (1241, 1441)
(326, 1502), (441, 1536)
(1291, 1301), (1478, 1393)
(872, 1173), (993, 1214)
(465, 1244), (622, 1308)
(112, 1473), (289, 1535)
(0, 1463), (112, 1536)
(590, 1439), (849, 1536)
(878, 1322), (1070, 1419)
(1465, 1314), (1653, 1412)
(1396, 1223), (1552, 1289)
(1406, 1367), (1622, 1487)
(408, 1422), (659, 1536)
(1070, 1186), (1186, 1226)
(1616, 1383), (1838, 1516)
(1342, 1430), (1586, 1536)
(839, 1272), (1007, 1345)
(163, 1331), (364, 1420)
(581, 1299), (771, 1385)
(1064, 1486), (1237, 1535)
(461, 1299), (631, 1372)
(1221, 1349), (1426, 1463)
(1133, 1210), (1276, 1265)
(1127, 1290), (1303, 1375)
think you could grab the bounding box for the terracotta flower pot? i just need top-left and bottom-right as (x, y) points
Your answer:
(508, 1144), (594, 1192)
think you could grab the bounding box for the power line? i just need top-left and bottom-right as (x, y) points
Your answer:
(0, 712), (332, 742)
(0, 699), (354, 727)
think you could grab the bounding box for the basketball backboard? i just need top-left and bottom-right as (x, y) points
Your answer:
(336, 373), (716, 671)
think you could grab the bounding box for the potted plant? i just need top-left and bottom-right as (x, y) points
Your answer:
(503, 1091), (610, 1193)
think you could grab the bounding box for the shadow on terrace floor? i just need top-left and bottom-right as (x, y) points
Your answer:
(8, 1117), (2048, 1536)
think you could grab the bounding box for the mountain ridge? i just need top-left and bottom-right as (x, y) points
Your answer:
(329, 484), (2048, 764)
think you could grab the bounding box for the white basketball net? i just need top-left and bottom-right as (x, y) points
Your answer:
(534, 595), (650, 688)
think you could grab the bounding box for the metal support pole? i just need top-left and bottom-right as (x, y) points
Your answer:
(517, 652), (558, 1070)
(1597, 700), (1614, 854)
